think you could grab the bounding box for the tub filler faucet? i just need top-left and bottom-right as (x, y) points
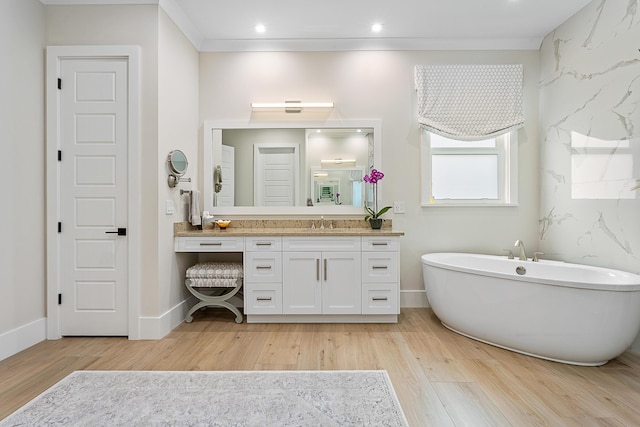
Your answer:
(514, 240), (527, 261)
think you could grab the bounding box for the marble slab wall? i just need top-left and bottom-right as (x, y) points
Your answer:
(539, 0), (639, 275)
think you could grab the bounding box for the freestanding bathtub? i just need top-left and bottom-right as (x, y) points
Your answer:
(421, 253), (640, 366)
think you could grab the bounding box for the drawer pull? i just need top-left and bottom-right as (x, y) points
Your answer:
(372, 297), (389, 301)
(256, 265), (272, 270)
(372, 242), (388, 246)
(256, 297), (273, 301)
(256, 242), (272, 246)
(372, 266), (388, 270)
(200, 242), (223, 246)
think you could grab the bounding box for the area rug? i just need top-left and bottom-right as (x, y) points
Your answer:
(0, 370), (408, 426)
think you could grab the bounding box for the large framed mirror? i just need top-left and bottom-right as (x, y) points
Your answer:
(203, 119), (381, 216)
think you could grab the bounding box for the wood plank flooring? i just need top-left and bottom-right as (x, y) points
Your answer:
(1, 308), (640, 426)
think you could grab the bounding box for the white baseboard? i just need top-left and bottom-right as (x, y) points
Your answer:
(139, 292), (428, 340)
(0, 318), (47, 362)
(400, 290), (429, 308)
(138, 297), (195, 340)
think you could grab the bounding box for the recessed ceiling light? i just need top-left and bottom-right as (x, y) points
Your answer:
(255, 24), (266, 34)
(371, 23), (383, 33)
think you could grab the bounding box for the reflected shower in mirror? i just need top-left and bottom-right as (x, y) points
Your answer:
(311, 167), (364, 206)
(203, 120), (381, 216)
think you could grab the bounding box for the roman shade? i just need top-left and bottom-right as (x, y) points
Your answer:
(415, 64), (524, 141)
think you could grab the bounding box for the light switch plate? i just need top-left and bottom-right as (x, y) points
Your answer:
(166, 199), (175, 215)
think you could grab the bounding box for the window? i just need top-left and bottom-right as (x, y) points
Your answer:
(421, 131), (518, 206)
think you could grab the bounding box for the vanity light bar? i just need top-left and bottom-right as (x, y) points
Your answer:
(321, 159), (357, 165)
(250, 101), (334, 113)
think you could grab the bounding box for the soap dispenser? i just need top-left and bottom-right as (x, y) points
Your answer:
(202, 211), (215, 230)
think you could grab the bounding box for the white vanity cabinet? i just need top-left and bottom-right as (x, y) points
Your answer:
(282, 237), (362, 315)
(175, 231), (401, 323)
(244, 237), (282, 315)
(282, 242), (362, 315)
(361, 236), (399, 315)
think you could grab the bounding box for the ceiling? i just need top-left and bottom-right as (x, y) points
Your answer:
(41, 0), (593, 51)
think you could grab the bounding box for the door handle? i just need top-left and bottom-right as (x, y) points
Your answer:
(105, 227), (127, 236)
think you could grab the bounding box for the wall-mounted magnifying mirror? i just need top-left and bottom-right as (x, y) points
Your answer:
(167, 149), (191, 188)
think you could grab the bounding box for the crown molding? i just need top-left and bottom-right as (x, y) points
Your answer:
(200, 37), (543, 52)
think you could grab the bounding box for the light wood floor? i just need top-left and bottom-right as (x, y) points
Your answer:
(2, 308), (640, 426)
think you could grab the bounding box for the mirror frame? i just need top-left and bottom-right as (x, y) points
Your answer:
(203, 119), (382, 217)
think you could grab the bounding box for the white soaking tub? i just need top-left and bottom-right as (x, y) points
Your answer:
(421, 252), (640, 366)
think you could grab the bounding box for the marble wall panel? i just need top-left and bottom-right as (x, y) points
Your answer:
(539, 0), (640, 275)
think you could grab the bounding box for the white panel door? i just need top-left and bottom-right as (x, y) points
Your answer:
(60, 58), (128, 336)
(219, 144), (235, 207)
(254, 144), (298, 206)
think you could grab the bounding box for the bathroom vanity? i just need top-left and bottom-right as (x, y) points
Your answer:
(174, 220), (403, 323)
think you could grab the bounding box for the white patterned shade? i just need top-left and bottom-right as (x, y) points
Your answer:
(415, 64), (524, 140)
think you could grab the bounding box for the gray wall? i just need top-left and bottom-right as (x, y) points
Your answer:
(0, 0), (46, 353)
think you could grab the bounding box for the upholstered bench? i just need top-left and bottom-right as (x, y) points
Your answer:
(184, 262), (244, 324)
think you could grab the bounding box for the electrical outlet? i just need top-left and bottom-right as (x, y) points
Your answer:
(393, 201), (406, 214)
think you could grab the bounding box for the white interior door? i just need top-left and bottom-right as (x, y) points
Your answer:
(219, 144), (235, 207)
(254, 144), (299, 206)
(59, 58), (128, 336)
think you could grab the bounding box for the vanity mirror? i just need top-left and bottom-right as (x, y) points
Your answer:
(167, 149), (191, 188)
(203, 120), (381, 216)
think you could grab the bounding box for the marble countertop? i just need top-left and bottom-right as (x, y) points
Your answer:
(174, 220), (404, 237)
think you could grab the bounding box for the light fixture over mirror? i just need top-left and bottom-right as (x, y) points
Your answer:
(250, 101), (334, 113)
(203, 120), (381, 216)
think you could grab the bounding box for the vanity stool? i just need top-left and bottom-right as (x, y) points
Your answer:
(184, 261), (244, 324)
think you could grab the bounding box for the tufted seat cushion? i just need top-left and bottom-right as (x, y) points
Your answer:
(186, 262), (243, 288)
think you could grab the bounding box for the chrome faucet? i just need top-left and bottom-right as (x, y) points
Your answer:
(514, 240), (527, 260)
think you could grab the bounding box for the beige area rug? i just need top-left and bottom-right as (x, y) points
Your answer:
(0, 370), (408, 426)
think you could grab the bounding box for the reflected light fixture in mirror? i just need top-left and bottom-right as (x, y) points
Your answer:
(321, 159), (357, 167)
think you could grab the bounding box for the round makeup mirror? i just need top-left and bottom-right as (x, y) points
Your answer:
(168, 150), (188, 176)
(167, 150), (189, 187)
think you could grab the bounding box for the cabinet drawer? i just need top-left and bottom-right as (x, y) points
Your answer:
(362, 283), (398, 314)
(244, 283), (282, 314)
(244, 252), (282, 282)
(362, 252), (398, 282)
(245, 236), (282, 251)
(174, 236), (244, 252)
(361, 236), (399, 252)
(283, 236), (360, 252)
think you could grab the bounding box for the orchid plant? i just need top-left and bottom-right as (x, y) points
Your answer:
(363, 168), (392, 221)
